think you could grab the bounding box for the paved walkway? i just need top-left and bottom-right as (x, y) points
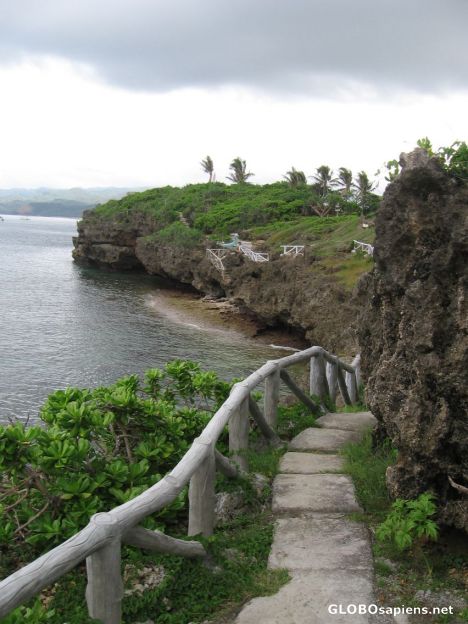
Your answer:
(234, 411), (383, 624)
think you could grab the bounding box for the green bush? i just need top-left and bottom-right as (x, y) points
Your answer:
(149, 221), (203, 247)
(0, 361), (230, 555)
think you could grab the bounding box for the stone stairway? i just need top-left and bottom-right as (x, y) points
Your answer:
(234, 411), (382, 624)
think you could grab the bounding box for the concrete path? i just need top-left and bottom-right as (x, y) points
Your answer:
(234, 411), (384, 624)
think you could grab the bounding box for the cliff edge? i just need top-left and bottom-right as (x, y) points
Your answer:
(358, 150), (468, 531)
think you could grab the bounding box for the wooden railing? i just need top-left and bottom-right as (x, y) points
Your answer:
(0, 346), (361, 623)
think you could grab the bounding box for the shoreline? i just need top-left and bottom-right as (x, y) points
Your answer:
(146, 287), (309, 351)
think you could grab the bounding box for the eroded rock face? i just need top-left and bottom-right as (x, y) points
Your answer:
(73, 213), (359, 352)
(358, 153), (468, 530)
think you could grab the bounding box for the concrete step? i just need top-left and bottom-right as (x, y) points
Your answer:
(289, 427), (362, 452)
(279, 452), (344, 474)
(316, 411), (377, 432)
(234, 568), (375, 623)
(272, 474), (361, 515)
(269, 516), (372, 572)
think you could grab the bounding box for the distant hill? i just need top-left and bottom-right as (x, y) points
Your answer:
(0, 187), (146, 218)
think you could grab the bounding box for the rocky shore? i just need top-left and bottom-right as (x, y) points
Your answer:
(73, 214), (359, 354)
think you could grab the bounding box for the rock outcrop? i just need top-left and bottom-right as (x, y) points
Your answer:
(73, 213), (359, 353)
(358, 152), (468, 530)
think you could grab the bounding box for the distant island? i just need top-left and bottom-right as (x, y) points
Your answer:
(0, 187), (146, 218)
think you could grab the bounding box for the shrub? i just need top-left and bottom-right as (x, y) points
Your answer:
(0, 361), (230, 554)
(150, 222), (203, 247)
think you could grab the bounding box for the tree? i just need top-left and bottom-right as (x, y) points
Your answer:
(312, 165), (336, 196)
(283, 167), (307, 187)
(200, 155), (214, 183)
(227, 157), (254, 183)
(353, 171), (376, 219)
(337, 167), (353, 197)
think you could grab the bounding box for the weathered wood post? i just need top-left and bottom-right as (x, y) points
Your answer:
(279, 369), (321, 415)
(264, 368), (280, 428)
(188, 441), (216, 537)
(85, 513), (123, 624)
(229, 396), (249, 471)
(309, 354), (329, 400)
(352, 354), (361, 388)
(336, 365), (352, 406)
(326, 362), (338, 403)
(345, 369), (358, 403)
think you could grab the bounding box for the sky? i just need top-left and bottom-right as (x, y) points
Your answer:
(0, 0), (467, 190)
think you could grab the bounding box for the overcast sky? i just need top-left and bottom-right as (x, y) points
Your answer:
(0, 0), (467, 189)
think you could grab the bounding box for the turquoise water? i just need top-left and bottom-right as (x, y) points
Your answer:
(0, 215), (277, 423)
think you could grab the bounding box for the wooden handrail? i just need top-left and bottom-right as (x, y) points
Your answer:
(0, 345), (361, 622)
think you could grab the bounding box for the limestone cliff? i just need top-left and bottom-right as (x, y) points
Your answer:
(73, 214), (359, 353)
(358, 150), (468, 530)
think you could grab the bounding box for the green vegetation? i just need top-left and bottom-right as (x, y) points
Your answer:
(342, 433), (467, 622)
(341, 429), (397, 518)
(376, 493), (439, 551)
(385, 138), (468, 183)
(0, 361), (230, 556)
(1, 367), (320, 623)
(148, 221), (203, 247)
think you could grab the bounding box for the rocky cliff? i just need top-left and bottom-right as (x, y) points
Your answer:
(358, 149), (468, 530)
(73, 212), (359, 353)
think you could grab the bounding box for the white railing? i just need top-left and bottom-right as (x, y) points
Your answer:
(281, 245), (305, 257)
(352, 240), (374, 256)
(0, 346), (361, 624)
(239, 244), (269, 263)
(206, 248), (229, 273)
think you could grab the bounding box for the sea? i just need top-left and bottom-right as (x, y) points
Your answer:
(0, 215), (278, 424)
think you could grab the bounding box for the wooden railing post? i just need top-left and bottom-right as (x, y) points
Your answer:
(337, 365), (352, 406)
(345, 370), (358, 404)
(352, 354), (361, 388)
(188, 442), (215, 537)
(326, 362), (338, 403)
(309, 354), (329, 400)
(264, 368), (280, 428)
(229, 396), (249, 471)
(85, 514), (123, 624)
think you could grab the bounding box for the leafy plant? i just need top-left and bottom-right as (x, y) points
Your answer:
(0, 361), (231, 556)
(376, 493), (439, 551)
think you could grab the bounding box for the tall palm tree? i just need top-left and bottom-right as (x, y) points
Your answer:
(353, 171), (376, 219)
(283, 167), (307, 187)
(337, 167), (353, 197)
(312, 165), (336, 196)
(226, 157), (254, 183)
(200, 156), (214, 183)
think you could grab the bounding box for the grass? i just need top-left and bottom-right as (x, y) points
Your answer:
(342, 432), (468, 622)
(341, 429), (396, 520)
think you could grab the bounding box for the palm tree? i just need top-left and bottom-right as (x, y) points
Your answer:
(200, 156), (214, 183)
(226, 157), (254, 183)
(283, 167), (307, 187)
(353, 171), (376, 219)
(337, 167), (353, 197)
(312, 165), (336, 196)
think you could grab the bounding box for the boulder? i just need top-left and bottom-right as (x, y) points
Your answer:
(358, 151), (468, 531)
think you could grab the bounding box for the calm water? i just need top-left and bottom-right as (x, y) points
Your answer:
(0, 215), (276, 423)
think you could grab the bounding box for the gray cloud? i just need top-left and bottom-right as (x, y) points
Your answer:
(0, 0), (467, 94)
